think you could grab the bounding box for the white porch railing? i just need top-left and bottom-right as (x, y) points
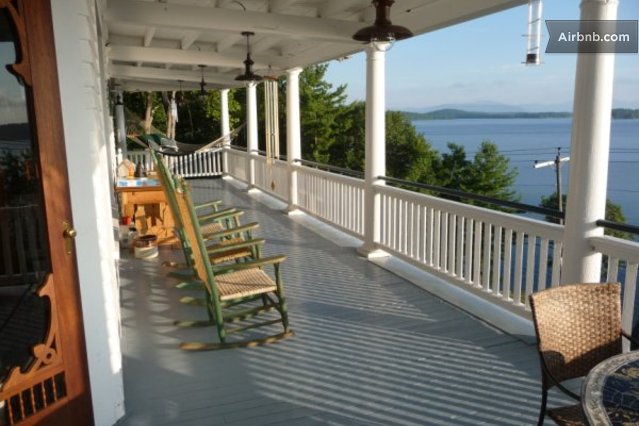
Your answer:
(226, 148), (247, 182)
(591, 236), (639, 334)
(377, 185), (564, 310)
(254, 156), (288, 201)
(296, 166), (365, 237)
(137, 145), (639, 330)
(126, 149), (223, 178)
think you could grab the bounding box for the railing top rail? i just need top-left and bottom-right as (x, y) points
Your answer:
(296, 163), (366, 187)
(381, 176), (564, 219)
(296, 159), (365, 178)
(590, 235), (639, 264)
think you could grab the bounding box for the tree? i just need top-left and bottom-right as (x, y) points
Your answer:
(466, 141), (519, 203)
(297, 64), (348, 162)
(433, 143), (470, 193)
(326, 104), (439, 184)
(540, 193), (632, 239)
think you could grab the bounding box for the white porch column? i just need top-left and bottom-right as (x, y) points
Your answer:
(220, 88), (230, 175)
(358, 43), (390, 258)
(562, 0), (619, 284)
(286, 67), (302, 213)
(115, 88), (126, 161)
(246, 82), (258, 189)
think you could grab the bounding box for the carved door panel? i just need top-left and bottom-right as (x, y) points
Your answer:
(0, 1), (93, 425)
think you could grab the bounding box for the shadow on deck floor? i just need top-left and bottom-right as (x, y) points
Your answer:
(117, 177), (550, 426)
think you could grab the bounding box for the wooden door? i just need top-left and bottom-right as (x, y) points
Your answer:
(0, 1), (93, 424)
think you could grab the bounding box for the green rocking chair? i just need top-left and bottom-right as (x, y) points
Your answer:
(172, 176), (293, 350)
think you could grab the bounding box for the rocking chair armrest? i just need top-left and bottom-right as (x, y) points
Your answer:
(212, 255), (286, 275)
(194, 199), (222, 212)
(198, 208), (242, 223)
(206, 238), (265, 256)
(203, 222), (260, 241)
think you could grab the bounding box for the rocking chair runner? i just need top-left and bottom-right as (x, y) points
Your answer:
(172, 176), (293, 349)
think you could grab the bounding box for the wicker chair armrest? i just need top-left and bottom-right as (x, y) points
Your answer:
(622, 330), (639, 349)
(203, 222), (260, 241)
(212, 255), (286, 275)
(540, 356), (581, 401)
(206, 238), (265, 256)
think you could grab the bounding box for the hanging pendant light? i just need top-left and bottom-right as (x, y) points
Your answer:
(235, 31), (263, 82)
(352, 0), (413, 43)
(198, 65), (208, 100)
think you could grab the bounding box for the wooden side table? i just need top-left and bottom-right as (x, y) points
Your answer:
(115, 184), (176, 245)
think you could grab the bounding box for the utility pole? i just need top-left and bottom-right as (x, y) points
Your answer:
(534, 147), (570, 224)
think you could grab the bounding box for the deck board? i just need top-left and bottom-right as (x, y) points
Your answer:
(116, 178), (559, 426)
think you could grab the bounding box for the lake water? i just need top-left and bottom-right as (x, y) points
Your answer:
(412, 118), (639, 224)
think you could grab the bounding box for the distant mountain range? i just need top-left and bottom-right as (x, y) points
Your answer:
(401, 108), (639, 120)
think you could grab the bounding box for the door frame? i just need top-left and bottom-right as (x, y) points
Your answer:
(0, 0), (93, 424)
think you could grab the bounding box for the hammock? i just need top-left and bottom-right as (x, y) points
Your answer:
(136, 124), (245, 157)
(124, 105), (245, 156)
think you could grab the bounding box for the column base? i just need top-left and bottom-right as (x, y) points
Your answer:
(357, 244), (390, 259)
(284, 206), (302, 216)
(246, 187), (260, 194)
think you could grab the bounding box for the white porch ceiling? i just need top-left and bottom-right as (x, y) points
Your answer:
(104, 0), (526, 91)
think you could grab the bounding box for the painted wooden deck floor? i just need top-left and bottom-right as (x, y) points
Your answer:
(117, 177), (549, 426)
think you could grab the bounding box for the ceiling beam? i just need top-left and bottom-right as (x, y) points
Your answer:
(111, 64), (241, 87)
(106, 0), (363, 45)
(117, 79), (231, 92)
(108, 45), (287, 69)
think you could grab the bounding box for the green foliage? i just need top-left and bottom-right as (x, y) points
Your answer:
(175, 90), (242, 145)
(540, 193), (632, 239)
(297, 64), (348, 162)
(467, 141), (519, 202)
(0, 150), (38, 206)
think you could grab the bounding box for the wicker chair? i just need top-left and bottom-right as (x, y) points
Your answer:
(529, 282), (636, 425)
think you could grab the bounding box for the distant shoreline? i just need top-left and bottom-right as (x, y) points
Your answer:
(403, 108), (639, 121)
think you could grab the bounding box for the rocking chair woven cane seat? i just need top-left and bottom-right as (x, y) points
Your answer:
(216, 268), (277, 301)
(200, 221), (224, 235)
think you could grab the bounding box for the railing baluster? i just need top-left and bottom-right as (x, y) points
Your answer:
(482, 223), (492, 291)
(456, 216), (464, 278)
(448, 214), (456, 275)
(537, 238), (549, 291)
(433, 210), (441, 269)
(514, 231), (525, 306)
(551, 240), (562, 287)
(464, 219), (474, 283)
(472, 221), (482, 286)
(622, 264), (638, 352)
(503, 229), (513, 301)
(492, 226), (502, 295)
(525, 234), (537, 309)
(608, 257), (620, 282)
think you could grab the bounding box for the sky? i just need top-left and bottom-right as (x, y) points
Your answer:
(324, 0), (639, 112)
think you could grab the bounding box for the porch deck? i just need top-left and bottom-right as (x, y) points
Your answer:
(117, 178), (545, 426)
